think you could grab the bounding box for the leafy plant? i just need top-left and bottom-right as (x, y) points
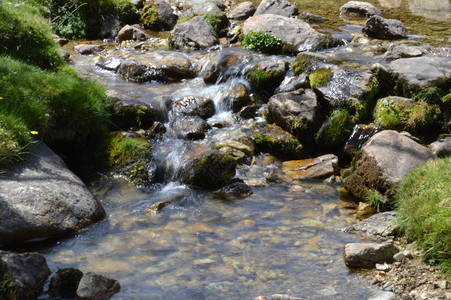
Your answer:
(241, 30), (282, 54)
(141, 4), (160, 30)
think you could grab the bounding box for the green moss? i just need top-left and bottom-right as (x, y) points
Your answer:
(247, 66), (286, 93)
(252, 124), (304, 160)
(201, 12), (227, 35)
(314, 109), (356, 148)
(106, 133), (151, 168)
(141, 4), (160, 30)
(315, 35), (342, 50)
(309, 67), (333, 89)
(396, 157), (451, 278)
(241, 30), (282, 54)
(262, 108), (273, 124)
(441, 93), (451, 121)
(292, 54), (318, 76)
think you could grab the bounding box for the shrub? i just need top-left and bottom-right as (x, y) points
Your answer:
(0, 1), (65, 70)
(396, 157), (451, 277)
(241, 30), (282, 54)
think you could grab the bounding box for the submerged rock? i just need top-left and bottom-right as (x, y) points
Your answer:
(254, 0), (299, 17)
(221, 83), (251, 112)
(363, 15), (408, 40)
(214, 182), (253, 200)
(49, 268), (83, 298)
(74, 44), (104, 55)
(344, 211), (398, 238)
(0, 142), (105, 244)
(344, 242), (399, 268)
(171, 16), (219, 50)
(340, 1), (382, 17)
(281, 154), (338, 181)
(76, 272), (120, 300)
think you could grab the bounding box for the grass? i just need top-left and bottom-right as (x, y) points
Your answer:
(396, 157), (451, 278)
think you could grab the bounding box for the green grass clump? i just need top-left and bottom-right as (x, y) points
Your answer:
(201, 13), (227, 35)
(314, 108), (355, 148)
(309, 67), (333, 89)
(396, 157), (451, 277)
(106, 133), (151, 167)
(241, 30), (282, 54)
(0, 115), (32, 169)
(0, 1), (65, 70)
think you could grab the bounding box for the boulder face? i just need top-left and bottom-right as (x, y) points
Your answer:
(345, 130), (436, 200)
(0, 251), (51, 300)
(247, 59), (288, 97)
(340, 1), (382, 17)
(76, 272), (120, 300)
(227, 1), (256, 20)
(49, 268), (83, 299)
(281, 154), (338, 181)
(117, 25), (149, 43)
(363, 15), (408, 40)
(254, 0), (299, 17)
(241, 14), (342, 52)
(171, 16), (219, 50)
(343, 242), (399, 269)
(0, 142), (105, 245)
(383, 43), (423, 61)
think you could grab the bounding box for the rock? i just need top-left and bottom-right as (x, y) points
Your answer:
(275, 74), (309, 93)
(292, 52), (329, 76)
(49, 268), (83, 298)
(203, 50), (249, 84)
(343, 124), (379, 161)
(367, 290), (396, 300)
(141, 1), (178, 31)
(0, 142), (105, 244)
(389, 56), (451, 96)
(247, 59), (288, 97)
(343, 242), (399, 268)
(241, 14), (342, 52)
(252, 123), (304, 160)
(180, 151), (237, 190)
(185, 1), (224, 17)
(96, 56), (123, 72)
(168, 95), (215, 119)
(227, 1), (256, 20)
(239, 104), (260, 119)
(383, 43), (423, 61)
(267, 88), (324, 143)
(221, 83), (251, 112)
(375, 262), (391, 271)
(314, 109), (356, 149)
(76, 272), (120, 300)
(214, 182), (253, 200)
(281, 154), (338, 181)
(117, 25), (149, 43)
(99, 16), (122, 40)
(74, 44), (104, 55)
(393, 252), (405, 262)
(348, 130), (436, 199)
(216, 137), (255, 159)
(344, 211), (398, 238)
(0, 251), (51, 300)
(254, 0), (299, 17)
(340, 1), (382, 17)
(186, 0), (226, 10)
(171, 16), (219, 50)
(170, 116), (211, 140)
(299, 12), (325, 23)
(130, 0), (144, 8)
(270, 295), (303, 300)
(356, 201), (376, 217)
(363, 15), (408, 40)
(145, 121), (167, 140)
(430, 136), (451, 157)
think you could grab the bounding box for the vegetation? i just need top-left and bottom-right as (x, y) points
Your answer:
(314, 109), (355, 148)
(309, 67), (333, 89)
(396, 157), (451, 277)
(141, 4), (160, 30)
(241, 31), (282, 54)
(252, 124), (304, 160)
(201, 12), (228, 35)
(292, 53), (323, 75)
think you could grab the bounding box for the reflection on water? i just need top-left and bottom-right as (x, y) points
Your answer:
(42, 179), (378, 299)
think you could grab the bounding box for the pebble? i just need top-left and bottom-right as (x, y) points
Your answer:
(393, 252), (405, 262)
(376, 263), (392, 272)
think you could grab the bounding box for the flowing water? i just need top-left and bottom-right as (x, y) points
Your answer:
(23, 0), (451, 298)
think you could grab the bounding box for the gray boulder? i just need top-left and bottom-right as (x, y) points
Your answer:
(117, 25), (149, 43)
(0, 251), (51, 300)
(344, 211), (398, 238)
(241, 14), (342, 52)
(344, 242), (399, 268)
(154, 0), (178, 30)
(340, 1), (381, 17)
(363, 15), (408, 40)
(171, 16), (219, 50)
(430, 136), (451, 157)
(227, 1), (256, 20)
(76, 272), (120, 300)
(254, 0), (298, 17)
(0, 142), (105, 244)
(383, 43), (423, 61)
(49, 268), (83, 298)
(74, 44), (104, 55)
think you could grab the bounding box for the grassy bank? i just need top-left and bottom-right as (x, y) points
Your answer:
(396, 157), (451, 278)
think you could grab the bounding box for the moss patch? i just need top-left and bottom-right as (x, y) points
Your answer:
(292, 53), (321, 76)
(201, 12), (228, 35)
(314, 109), (356, 148)
(309, 67), (333, 89)
(141, 4), (160, 30)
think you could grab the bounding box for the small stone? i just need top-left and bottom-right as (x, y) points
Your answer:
(402, 250), (413, 259)
(376, 263), (391, 271)
(436, 280), (448, 289)
(76, 272), (120, 300)
(356, 201), (377, 217)
(393, 252), (405, 262)
(367, 290), (396, 300)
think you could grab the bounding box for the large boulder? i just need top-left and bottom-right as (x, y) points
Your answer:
(0, 142), (105, 244)
(0, 251), (51, 300)
(227, 1), (256, 20)
(117, 25), (150, 43)
(171, 16), (219, 50)
(247, 59), (288, 97)
(141, 0), (178, 31)
(343, 130), (436, 200)
(340, 1), (381, 17)
(344, 242), (399, 269)
(76, 272), (120, 300)
(254, 0), (298, 17)
(363, 15), (408, 40)
(266, 88), (325, 144)
(241, 14), (342, 52)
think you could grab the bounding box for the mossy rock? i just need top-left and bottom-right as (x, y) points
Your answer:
(247, 60), (288, 97)
(180, 151), (237, 190)
(292, 52), (327, 76)
(141, 4), (161, 30)
(201, 12), (229, 35)
(314, 109), (356, 149)
(252, 123), (304, 160)
(309, 67), (333, 89)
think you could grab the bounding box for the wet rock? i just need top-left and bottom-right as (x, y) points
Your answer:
(221, 83), (251, 112)
(216, 137), (255, 158)
(344, 130), (436, 201)
(171, 16), (219, 50)
(49, 268), (83, 298)
(203, 50), (249, 84)
(430, 135), (451, 157)
(314, 109), (356, 149)
(292, 52), (329, 76)
(96, 56), (123, 72)
(145, 121), (167, 140)
(148, 198), (174, 212)
(389, 56), (451, 96)
(281, 154), (338, 181)
(74, 44), (104, 55)
(383, 43), (423, 61)
(299, 12), (325, 23)
(239, 104), (260, 119)
(343, 124), (379, 161)
(241, 14), (342, 52)
(0, 251), (51, 300)
(117, 25), (150, 43)
(270, 295), (303, 300)
(367, 290), (396, 300)
(215, 182), (253, 200)
(356, 201), (377, 217)
(267, 88), (324, 143)
(227, 1), (256, 20)
(252, 123), (304, 160)
(76, 272), (120, 300)
(180, 151), (237, 190)
(184, 1), (224, 17)
(170, 116), (211, 140)
(141, 0), (178, 31)
(344, 242), (399, 268)
(169, 95), (215, 119)
(254, 0), (299, 17)
(247, 59), (288, 97)
(363, 15), (408, 40)
(340, 1), (382, 17)
(0, 142), (105, 244)
(275, 74), (309, 93)
(130, 0), (144, 8)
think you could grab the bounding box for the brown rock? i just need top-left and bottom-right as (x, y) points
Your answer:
(344, 242), (399, 268)
(281, 154), (338, 181)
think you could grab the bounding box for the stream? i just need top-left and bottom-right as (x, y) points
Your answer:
(30, 0), (451, 298)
